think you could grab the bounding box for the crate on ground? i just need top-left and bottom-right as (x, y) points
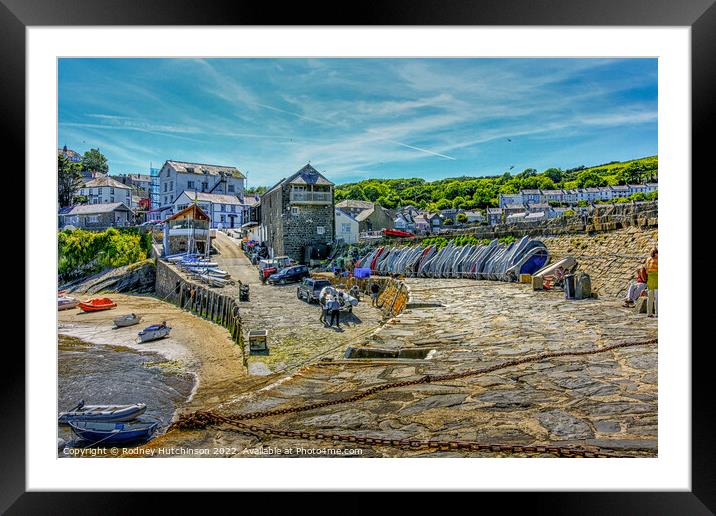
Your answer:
(247, 329), (268, 355)
(519, 273), (532, 284)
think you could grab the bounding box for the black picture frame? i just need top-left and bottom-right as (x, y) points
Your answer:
(5, 0), (712, 512)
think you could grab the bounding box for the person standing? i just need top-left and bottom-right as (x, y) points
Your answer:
(319, 292), (328, 326)
(645, 247), (658, 317)
(370, 282), (380, 307)
(328, 296), (341, 328)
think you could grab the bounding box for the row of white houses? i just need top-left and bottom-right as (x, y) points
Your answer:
(499, 184), (657, 207)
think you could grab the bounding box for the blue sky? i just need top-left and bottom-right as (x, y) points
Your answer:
(58, 58), (657, 187)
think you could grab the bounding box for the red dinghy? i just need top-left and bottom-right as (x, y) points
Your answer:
(383, 229), (416, 238)
(78, 297), (117, 312)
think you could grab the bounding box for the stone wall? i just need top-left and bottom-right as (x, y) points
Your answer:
(541, 226), (658, 299)
(261, 185), (335, 263)
(387, 201), (658, 245)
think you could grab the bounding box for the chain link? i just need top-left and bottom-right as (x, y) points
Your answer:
(170, 337), (657, 457)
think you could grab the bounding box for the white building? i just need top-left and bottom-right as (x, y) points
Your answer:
(335, 208), (359, 244)
(79, 176), (133, 208)
(158, 160), (245, 208)
(172, 191), (247, 229)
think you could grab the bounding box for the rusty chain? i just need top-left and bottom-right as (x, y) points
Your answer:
(169, 337), (657, 457)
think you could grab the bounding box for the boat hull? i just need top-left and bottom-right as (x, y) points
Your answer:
(138, 326), (171, 343)
(114, 315), (142, 327)
(69, 420), (159, 445)
(58, 403), (147, 424)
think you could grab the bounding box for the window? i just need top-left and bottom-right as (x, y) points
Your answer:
(110, 197), (115, 203)
(202, 182), (208, 191)
(291, 207), (299, 216)
(341, 223), (352, 233)
(88, 215), (98, 223)
(220, 204), (225, 212)
(228, 185), (235, 193)
(316, 226), (325, 235)
(220, 215), (225, 223)
(110, 187), (114, 194)
(188, 180), (195, 189)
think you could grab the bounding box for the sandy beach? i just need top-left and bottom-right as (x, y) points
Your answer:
(58, 293), (252, 413)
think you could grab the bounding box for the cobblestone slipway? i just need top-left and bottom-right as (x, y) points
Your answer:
(148, 232), (658, 458)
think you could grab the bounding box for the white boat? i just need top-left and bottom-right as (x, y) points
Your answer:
(113, 313), (142, 328)
(138, 323), (171, 343)
(199, 274), (228, 287)
(181, 260), (219, 268)
(58, 296), (79, 311)
(58, 400), (147, 424)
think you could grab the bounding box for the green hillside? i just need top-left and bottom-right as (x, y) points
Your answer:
(334, 155), (657, 211)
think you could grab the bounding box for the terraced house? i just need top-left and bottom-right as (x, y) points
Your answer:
(79, 176), (133, 208)
(260, 164), (334, 263)
(157, 160), (245, 208)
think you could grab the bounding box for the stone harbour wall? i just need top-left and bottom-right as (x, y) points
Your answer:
(541, 226), (658, 299)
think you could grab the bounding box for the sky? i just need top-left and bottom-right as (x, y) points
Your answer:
(58, 58), (657, 187)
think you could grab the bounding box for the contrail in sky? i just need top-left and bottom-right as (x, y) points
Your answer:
(252, 101), (457, 161)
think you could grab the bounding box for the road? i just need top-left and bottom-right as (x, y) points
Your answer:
(211, 231), (385, 377)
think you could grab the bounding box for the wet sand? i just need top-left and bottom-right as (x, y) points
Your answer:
(58, 293), (253, 413)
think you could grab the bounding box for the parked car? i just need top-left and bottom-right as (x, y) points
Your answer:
(296, 278), (333, 303)
(258, 256), (293, 282)
(268, 265), (310, 285)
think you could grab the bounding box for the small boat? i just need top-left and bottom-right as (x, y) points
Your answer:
(78, 297), (117, 312)
(383, 228), (416, 238)
(69, 418), (160, 446)
(138, 323), (171, 343)
(58, 400), (147, 424)
(199, 274), (228, 287)
(58, 296), (79, 311)
(181, 260), (219, 268)
(187, 267), (230, 278)
(114, 313), (142, 328)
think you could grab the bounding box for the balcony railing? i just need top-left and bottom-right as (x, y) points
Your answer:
(289, 191), (332, 204)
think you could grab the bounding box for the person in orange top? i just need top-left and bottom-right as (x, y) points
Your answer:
(645, 247), (658, 317)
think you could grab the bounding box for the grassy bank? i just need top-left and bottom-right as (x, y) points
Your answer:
(58, 227), (152, 281)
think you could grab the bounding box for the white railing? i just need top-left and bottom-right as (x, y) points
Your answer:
(289, 191), (332, 204)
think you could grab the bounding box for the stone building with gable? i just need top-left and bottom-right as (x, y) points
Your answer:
(259, 164), (335, 263)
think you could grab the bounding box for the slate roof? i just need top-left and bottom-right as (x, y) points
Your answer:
(83, 176), (131, 189)
(264, 164), (334, 196)
(336, 200), (374, 210)
(165, 160), (245, 179)
(177, 191), (243, 205)
(63, 202), (133, 215)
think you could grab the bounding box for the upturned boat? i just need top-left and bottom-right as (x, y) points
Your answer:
(78, 297), (117, 312)
(113, 313), (142, 328)
(58, 296), (79, 311)
(58, 401), (147, 424)
(68, 418), (159, 445)
(138, 323), (171, 343)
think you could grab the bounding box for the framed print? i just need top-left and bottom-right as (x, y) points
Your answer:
(5, 0), (714, 511)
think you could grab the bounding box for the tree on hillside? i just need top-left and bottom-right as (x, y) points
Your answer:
(576, 170), (607, 188)
(456, 212), (468, 224)
(81, 148), (109, 175)
(542, 167), (563, 183)
(58, 154), (84, 207)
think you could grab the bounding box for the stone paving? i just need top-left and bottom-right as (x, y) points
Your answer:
(165, 257), (658, 457)
(211, 232), (384, 377)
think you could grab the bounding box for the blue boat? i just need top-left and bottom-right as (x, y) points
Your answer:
(69, 419), (160, 446)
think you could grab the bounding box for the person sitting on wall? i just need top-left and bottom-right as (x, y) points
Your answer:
(622, 266), (648, 307)
(645, 247), (658, 318)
